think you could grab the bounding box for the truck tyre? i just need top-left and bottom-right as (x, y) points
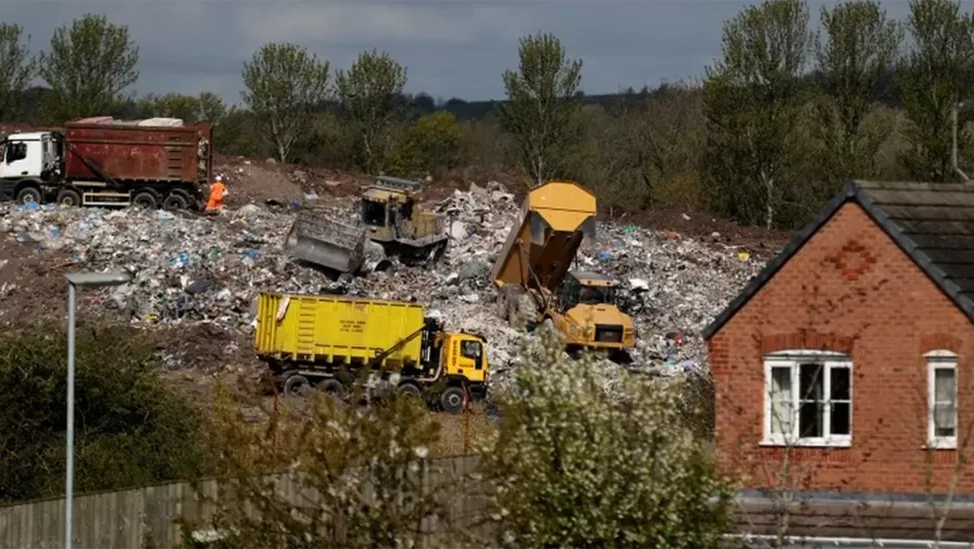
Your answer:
(15, 186), (41, 206)
(439, 386), (466, 414)
(56, 189), (82, 207)
(397, 382), (422, 398)
(132, 191), (158, 210)
(319, 379), (346, 401)
(163, 192), (190, 211)
(283, 374), (310, 396)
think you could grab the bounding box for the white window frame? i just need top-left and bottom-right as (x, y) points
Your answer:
(762, 350), (853, 448)
(926, 350), (958, 450)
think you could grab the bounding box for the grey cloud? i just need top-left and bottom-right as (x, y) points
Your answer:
(3, 0), (973, 106)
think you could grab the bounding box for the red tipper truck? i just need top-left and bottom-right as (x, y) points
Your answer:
(0, 117), (212, 210)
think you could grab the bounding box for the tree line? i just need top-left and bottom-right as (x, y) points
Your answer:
(2, 0), (974, 229)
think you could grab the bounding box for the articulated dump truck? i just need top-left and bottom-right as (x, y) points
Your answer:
(254, 292), (488, 413)
(490, 180), (635, 361)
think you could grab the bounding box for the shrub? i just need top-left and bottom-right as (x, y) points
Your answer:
(0, 321), (211, 502)
(193, 385), (463, 549)
(478, 329), (735, 548)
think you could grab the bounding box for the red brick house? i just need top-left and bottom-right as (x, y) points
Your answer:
(704, 180), (974, 541)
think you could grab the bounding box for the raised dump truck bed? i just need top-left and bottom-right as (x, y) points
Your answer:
(253, 292), (490, 412)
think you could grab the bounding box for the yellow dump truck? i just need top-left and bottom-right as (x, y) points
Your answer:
(490, 180), (635, 360)
(254, 292), (488, 413)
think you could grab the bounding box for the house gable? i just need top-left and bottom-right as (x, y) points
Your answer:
(703, 180), (974, 341)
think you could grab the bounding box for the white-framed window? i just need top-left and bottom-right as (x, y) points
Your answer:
(927, 350), (958, 449)
(763, 351), (853, 447)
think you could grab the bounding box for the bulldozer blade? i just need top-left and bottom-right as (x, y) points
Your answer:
(285, 211), (369, 274)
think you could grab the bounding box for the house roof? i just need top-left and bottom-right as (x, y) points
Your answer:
(702, 179), (974, 340)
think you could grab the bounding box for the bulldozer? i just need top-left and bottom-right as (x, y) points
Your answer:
(285, 175), (449, 274)
(490, 180), (635, 362)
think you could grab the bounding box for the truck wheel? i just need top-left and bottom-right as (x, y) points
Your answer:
(397, 382), (422, 399)
(319, 379), (346, 401)
(163, 193), (189, 211)
(283, 374), (310, 396)
(56, 189), (82, 207)
(132, 191), (158, 210)
(439, 386), (466, 414)
(15, 186), (41, 205)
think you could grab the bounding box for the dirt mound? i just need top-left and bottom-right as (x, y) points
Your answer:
(0, 238), (79, 326)
(212, 154), (369, 208)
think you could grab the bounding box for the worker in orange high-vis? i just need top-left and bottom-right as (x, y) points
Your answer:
(206, 174), (228, 212)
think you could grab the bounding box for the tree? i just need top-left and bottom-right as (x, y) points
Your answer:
(897, 0), (974, 182)
(242, 42), (331, 164)
(497, 32), (583, 187)
(138, 92), (225, 124)
(393, 110), (462, 175)
(814, 0), (902, 186)
(335, 49), (408, 173)
(605, 83), (706, 210)
(190, 386), (464, 549)
(0, 23), (36, 121)
(37, 14), (139, 123)
(0, 322), (211, 503)
(703, 0), (812, 229)
(478, 330), (734, 548)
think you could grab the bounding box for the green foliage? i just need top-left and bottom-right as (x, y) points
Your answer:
(37, 13), (139, 123)
(814, 0), (902, 188)
(213, 108), (263, 159)
(0, 23), (36, 121)
(497, 32), (583, 187)
(898, 0), (974, 181)
(137, 91), (227, 124)
(601, 85), (706, 210)
(393, 111), (462, 175)
(0, 322), (211, 503)
(479, 330), (734, 548)
(703, 0), (812, 229)
(192, 386), (454, 549)
(336, 49), (408, 173)
(242, 42), (331, 164)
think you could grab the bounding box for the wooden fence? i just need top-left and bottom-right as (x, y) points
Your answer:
(2, 454), (973, 548)
(0, 454), (484, 549)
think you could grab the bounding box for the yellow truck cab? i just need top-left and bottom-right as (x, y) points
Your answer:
(432, 331), (489, 409)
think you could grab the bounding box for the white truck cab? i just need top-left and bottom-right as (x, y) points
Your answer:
(0, 132), (57, 180)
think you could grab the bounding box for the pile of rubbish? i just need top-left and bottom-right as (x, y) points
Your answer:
(0, 181), (767, 393)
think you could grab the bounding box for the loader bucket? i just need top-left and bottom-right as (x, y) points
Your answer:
(285, 211), (369, 274)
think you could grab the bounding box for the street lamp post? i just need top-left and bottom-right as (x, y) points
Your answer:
(64, 271), (132, 549)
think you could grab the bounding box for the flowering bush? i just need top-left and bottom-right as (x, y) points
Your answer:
(478, 328), (735, 548)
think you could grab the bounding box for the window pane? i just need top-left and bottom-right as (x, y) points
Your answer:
(935, 403), (957, 436)
(799, 401), (824, 438)
(933, 368), (957, 438)
(831, 402), (851, 435)
(935, 369), (956, 403)
(800, 363), (824, 402)
(830, 367), (850, 401)
(770, 367), (793, 435)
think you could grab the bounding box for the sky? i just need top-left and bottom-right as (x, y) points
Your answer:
(3, 0), (970, 106)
